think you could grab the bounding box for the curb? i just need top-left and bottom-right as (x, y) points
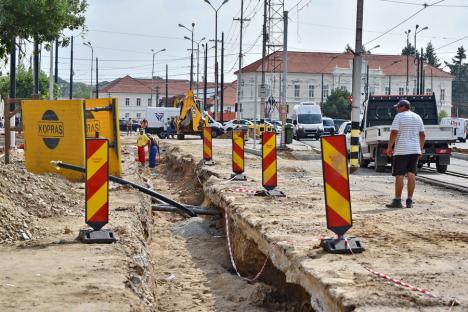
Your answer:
(452, 152), (468, 161)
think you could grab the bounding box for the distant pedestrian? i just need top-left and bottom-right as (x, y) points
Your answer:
(141, 118), (148, 131)
(148, 135), (159, 168)
(169, 117), (176, 139)
(164, 118), (171, 139)
(126, 118), (132, 136)
(137, 129), (150, 165)
(385, 99), (425, 208)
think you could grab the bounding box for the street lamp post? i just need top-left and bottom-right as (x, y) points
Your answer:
(414, 24), (428, 94)
(179, 23), (195, 90)
(203, 0), (229, 119)
(405, 29), (411, 94)
(83, 41), (93, 99)
(151, 48), (166, 106)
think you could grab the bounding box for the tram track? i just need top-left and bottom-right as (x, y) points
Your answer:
(418, 167), (468, 194)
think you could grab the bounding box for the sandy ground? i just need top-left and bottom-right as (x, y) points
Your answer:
(158, 136), (468, 311)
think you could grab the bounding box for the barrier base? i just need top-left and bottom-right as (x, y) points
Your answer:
(320, 236), (364, 254)
(230, 173), (247, 181)
(255, 189), (286, 197)
(203, 160), (215, 166)
(79, 228), (117, 244)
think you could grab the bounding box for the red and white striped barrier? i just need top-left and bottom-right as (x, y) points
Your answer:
(223, 187), (257, 195)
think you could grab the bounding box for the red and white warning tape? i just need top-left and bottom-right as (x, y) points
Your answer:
(223, 187), (257, 195)
(224, 208), (268, 282)
(342, 237), (459, 308)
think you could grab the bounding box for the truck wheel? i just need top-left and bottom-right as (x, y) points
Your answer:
(211, 129), (218, 138)
(177, 133), (185, 140)
(359, 149), (370, 168)
(436, 163), (447, 173)
(375, 165), (386, 172)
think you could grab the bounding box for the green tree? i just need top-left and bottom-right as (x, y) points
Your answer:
(401, 43), (416, 56)
(424, 42), (441, 67)
(438, 110), (448, 122)
(323, 88), (351, 119)
(0, 0), (88, 60)
(445, 46), (468, 117)
(452, 46), (466, 65)
(0, 65), (60, 99)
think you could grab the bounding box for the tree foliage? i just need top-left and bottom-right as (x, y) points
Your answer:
(0, 0), (88, 60)
(0, 65), (60, 99)
(323, 88), (351, 119)
(424, 42), (441, 68)
(445, 46), (468, 117)
(401, 43), (416, 56)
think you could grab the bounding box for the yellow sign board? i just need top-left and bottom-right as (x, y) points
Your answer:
(22, 100), (86, 181)
(85, 98), (122, 177)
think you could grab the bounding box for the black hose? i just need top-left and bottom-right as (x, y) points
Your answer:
(152, 204), (220, 216)
(53, 161), (196, 217)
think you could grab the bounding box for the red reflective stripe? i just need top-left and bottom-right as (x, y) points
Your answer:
(86, 163), (108, 200)
(87, 140), (105, 159)
(326, 205), (350, 228)
(263, 148), (276, 168)
(264, 174), (277, 187)
(88, 202), (108, 222)
(325, 135), (347, 158)
(323, 162), (350, 202)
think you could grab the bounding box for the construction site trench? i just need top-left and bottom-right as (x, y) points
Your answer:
(1, 135), (467, 311)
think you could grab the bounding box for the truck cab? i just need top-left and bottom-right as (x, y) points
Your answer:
(359, 94), (456, 173)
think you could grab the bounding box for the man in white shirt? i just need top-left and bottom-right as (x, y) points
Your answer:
(385, 99), (425, 208)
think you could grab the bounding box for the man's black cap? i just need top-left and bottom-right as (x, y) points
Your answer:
(394, 99), (410, 109)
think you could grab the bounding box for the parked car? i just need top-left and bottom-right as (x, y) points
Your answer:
(333, 118), (349, 132)
(338, 121), (352, 154)
(223, 119), (253, 132)
(322, 117), (335, 135)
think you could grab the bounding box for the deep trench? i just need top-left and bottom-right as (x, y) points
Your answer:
(154, 147), (315, 312)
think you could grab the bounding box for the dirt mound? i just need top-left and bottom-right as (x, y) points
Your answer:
(0, 154), (82, 244)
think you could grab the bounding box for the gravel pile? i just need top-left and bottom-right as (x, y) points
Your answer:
(0, 155), (82, 243)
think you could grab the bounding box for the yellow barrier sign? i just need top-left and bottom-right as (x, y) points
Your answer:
(85, 98), (122, 177)
(22, 100), (86, 181)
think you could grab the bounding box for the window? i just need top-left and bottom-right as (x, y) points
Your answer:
(440, 89), (445, 101)
(398, 87), (404, 95)
(385, 87), (390, 95)
(136, 113), (141, 118)
(425, 88), (432, 95)
(125, 98), (130, 106)
(125, 113), (130, 118)
(148, 98), (152, 106)
(323, 85), (329, 98)
(136, 98), (141, 106)
(308, 85), (314, 98)
(294, 85), (300, 98)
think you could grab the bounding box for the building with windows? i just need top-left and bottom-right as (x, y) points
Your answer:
(236, 51), (453, 118)
(98, 75), (228, 120)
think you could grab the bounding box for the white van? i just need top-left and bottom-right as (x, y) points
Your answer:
(145, 107), (180, 138)
(440, 117), (467, 143)
(291, 102), (323, 140)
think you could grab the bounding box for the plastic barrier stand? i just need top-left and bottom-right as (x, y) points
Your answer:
(320, 135), (353, 236)
(262, 131), (277, 190)
(203, 127), (212, 161)
(86, 138), (109, 231)
(232, 130), (245, 174)
(85, 98), (122, 177)
(22, 100), (86, 181)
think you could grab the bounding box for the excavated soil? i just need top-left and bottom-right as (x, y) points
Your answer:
(157, 137), (468, 312)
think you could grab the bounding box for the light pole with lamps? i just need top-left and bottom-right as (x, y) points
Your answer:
(405, 29), (411, 93)
(414, 24), (428, 94)
(179, 23), (195, 90)
(83, 41), (93, 98)
(185, 36), (205, 98)
(151, 48), (166, 106)
(203, 0), (229, 119)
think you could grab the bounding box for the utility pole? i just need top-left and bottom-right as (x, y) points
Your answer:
(350, 0), (364, 173)
(165, 64), (168, 107)
(203, 43), (208, 111)
(260, 0), (268, 119)
(321, 72), (324, 107)
(405, 29), (411, 94)
(420, 48), (424, 94)
(69, 36), (73, 99)
(7, 37), (17, 158)
(190, 22), (195, 90)
(55, 39), (59, 84)
(49, 41), (54, 99)
(234, 1), (250, 122)
(95, 57), (99, 98)
(33, 39), (40, 97)
(280, 10), (288, 149)
(221, 32), (225, 123)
